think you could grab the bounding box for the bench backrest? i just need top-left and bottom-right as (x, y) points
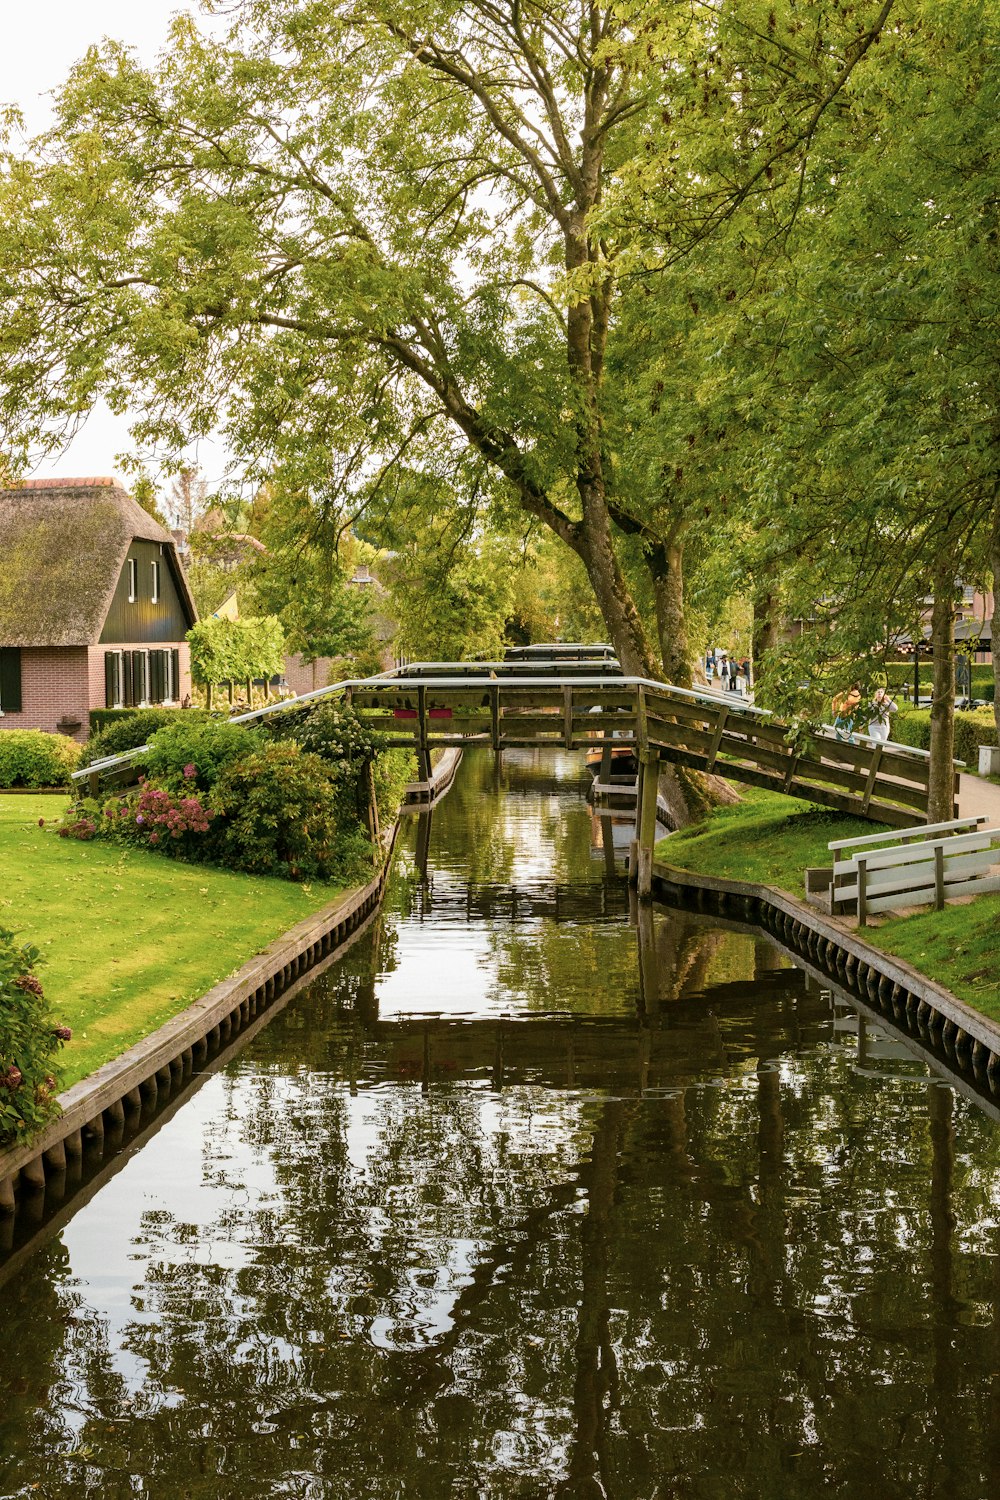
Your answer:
(829, 815), (986, 858)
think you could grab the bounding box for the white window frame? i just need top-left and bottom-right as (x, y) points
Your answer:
(127, 557), (137, 603)
(151, 559), (160, 604)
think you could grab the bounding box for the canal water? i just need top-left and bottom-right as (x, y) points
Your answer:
(2, 750), (999, 1498)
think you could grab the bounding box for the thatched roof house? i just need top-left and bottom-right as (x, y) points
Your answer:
(0, 477), (197, 741)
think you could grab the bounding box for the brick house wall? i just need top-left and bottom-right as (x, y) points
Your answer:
(0, 643), (194, 744)
(282, 644), (395, 698)
(283, 653), (337, 697)
(85, 642), (193, 725)
(0, 647), (90, 740)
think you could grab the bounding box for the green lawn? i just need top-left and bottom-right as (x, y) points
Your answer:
(1, 795), (348, 1088)
(656, 786), (1000, 1021)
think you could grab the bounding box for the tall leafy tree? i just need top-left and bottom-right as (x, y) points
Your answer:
(0, 0), (896, 678)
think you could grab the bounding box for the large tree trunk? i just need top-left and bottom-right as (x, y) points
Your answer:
(928, 559), (957, 823)
(648, 535), (691, 689)
(577, 483), (659, 678)
(752, 573), (781, 694)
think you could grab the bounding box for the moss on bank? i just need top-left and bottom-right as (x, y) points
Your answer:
(655, 786), (1000, 1023)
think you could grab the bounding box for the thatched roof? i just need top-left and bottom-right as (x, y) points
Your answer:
(0, 477), (196, 647)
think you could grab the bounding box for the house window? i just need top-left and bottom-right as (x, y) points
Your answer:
(0, 648), (22, 713)
(151, 560), (161, 604)
(127, 557), (137, 603)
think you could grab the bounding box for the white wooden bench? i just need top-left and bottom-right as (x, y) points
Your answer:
(828, 817), (1000, 924)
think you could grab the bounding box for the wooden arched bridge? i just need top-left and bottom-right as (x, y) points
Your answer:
(77, 654), (955, 900)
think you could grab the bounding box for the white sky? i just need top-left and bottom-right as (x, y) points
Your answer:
(2, 2), (229, 488)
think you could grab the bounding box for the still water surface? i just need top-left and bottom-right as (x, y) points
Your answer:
(2, 750), (999, 1498)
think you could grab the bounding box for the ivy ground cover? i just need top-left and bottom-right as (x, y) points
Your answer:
(0, 794), (347, 1089)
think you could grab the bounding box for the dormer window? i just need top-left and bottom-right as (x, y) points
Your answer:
(127, 557), (137, 603)
(151, 559), (161, 604)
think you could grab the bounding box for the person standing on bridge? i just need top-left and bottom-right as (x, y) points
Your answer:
(832, 683), (862, 741)
(866, 686), (898, 743)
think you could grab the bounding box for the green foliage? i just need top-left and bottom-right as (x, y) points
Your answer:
(268, 700), (384, 767)
(244, 488), (376, 664)
(89, 708), (141, 734)
(85, 707), (210, 766)
(187, 615), (286, 689)
(893, 709), (997, 767)
(144, 718), (264, 792)
(0, 927), (68, 1147)
(209, 741), (368, 882)
(372, 749), (418, 826)
(0, 730), (81, 787)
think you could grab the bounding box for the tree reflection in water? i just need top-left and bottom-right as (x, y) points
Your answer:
(1, 750), (999, 1498)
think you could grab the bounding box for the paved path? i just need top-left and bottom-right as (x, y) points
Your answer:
(958, 773), (1000, 824)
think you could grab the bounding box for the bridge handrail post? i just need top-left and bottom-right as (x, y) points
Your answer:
(417, 684), (431, 783)
(637, 748), (659, 901)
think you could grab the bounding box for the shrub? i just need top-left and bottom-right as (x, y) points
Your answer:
(372, 749), (418, 825)
(268, 700), (384, 768)
(0, 730), (81, 788)
(893, 707), (997, 765)
(210, 741), (368, 881)
(84, 707), (210, 768)
(0, 928), (71, 1148)
(92, 783), (216, 856)
(144, 718), (264, 791)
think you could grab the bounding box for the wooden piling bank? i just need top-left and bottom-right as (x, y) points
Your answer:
(0, 825), (400, 1229)
(652, 857), (1000, 1098)
(401, 746), (463, 808)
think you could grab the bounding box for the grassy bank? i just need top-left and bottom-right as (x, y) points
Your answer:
(1, 795), (353, 1088)
(656, 787), (1000, 1022)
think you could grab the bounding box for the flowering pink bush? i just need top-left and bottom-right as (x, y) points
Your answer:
(130, 783), (214, 842)
(57, 816), (98, 841)
(0, 928), (68, 1147)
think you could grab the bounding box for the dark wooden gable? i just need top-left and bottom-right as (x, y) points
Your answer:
(99, 540), (195, 645)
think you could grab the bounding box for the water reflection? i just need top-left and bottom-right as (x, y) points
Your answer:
(1, 750), (999, 1499)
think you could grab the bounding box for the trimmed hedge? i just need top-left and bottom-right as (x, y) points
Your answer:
(0, 730), (81, 788)
(893, 707), (998, 766)
(84, 708), (210, 767)
(887, 666), (996, 703)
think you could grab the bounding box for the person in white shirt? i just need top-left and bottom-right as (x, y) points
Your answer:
(867, 686), (897, 743)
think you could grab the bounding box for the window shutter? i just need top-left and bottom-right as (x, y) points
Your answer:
(132, 650), (147, 706)
(149, 650), (165, 704)
(123, 650), (134, 707)
(171, 649), (180, 701)
(104, 652), (121, 709)
(0, 649), (22, 712)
